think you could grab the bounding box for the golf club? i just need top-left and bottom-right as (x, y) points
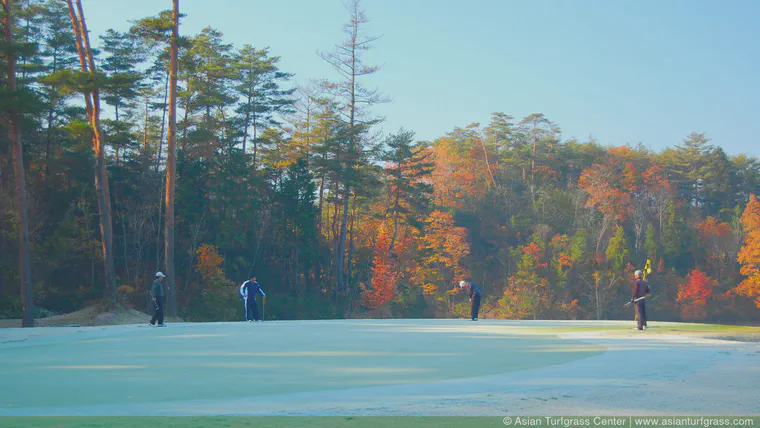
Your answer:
(624, 295), (646, 307)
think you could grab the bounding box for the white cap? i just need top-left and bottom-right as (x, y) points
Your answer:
(156, 272), (166, 278)
(634, 270), (642, 278)
(459, 280), (466, 288)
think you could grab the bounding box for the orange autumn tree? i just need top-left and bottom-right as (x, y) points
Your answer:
(415, 210), (470, 300)
(428, 137), (486, 208)
(362, 224), (397, 309)
(191, 244), (237, 321)
(677, 268), (716, 321)
(579, 164), (632, 251)
(195, 244), (225, 282)
(734, 194), (760, 308)
(622, 162), (642, 193)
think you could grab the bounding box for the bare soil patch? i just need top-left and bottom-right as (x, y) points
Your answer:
(0, 305), (181, 328)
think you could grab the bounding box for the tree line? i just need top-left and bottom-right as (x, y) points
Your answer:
(2, 0), (759, 325)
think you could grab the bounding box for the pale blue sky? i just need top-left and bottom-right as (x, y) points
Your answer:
(82, 0), (760, 156)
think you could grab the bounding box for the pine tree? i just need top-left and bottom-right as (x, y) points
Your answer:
(661, 203), (691, 272)
(37, 0), (79, 187)
(164, 0), (179, 317)
(233, 45), (294, 157)
(100, 29), (143, 164)
(184, 27), (234, 159)
(2, 0), (35, 326)
(66, 0), (118, 308)
(318, 0), (386, 292)
(380, 128), (433, 254)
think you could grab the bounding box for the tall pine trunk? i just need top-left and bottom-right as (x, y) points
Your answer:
(156, 70), (169, 173)
(142, 94), (149, 151)
(336, 185), (350, 292)
(388, 191), (400, 255)
(44, 49), (59, 195)
(3, 0), (34, 327)
(335, 42), (358, 294)
(68, 0), (117, 308)
(164, 0), (180, 317)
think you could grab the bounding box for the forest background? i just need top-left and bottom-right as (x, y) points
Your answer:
(2, 0), (760, 325)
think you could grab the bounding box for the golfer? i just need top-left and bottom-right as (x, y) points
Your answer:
(149, 272), (166, 327)
(459, 280), (482, 321)
(631, 270), (650, 330)
(240, 275), (266, 322)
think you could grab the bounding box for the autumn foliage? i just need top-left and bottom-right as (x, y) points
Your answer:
(734, 194), (760, 308)
(362, 225), (397, 309)
(195, 244), (225, 282)
(500, 241), (550, 319)
(550, 234), (573, 276)
(415, 210), (470, 298)
(677, 268), (716, 321)
(579, 164), (631, 222)
(428, 138), (486, 208)
(9, 0), (760, 325)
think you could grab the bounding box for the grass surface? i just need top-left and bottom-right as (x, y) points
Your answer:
(0, 417), (507, 428)
(498, 322), (760, 335)
(3, 319), (758, 417)
(4, 416), (760, 428)
(1, 320), (604, 410)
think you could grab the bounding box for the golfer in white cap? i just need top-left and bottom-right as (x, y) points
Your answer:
(459, 280), (482, 321)
(149, 272), (166, 327)
(631, 270), (650, 330)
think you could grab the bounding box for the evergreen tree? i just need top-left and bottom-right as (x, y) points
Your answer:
(380, 128), (434, 253)
(233, 45), (294, 157)
(2, 0), (36, 326)
(605, 227), (629, 273)
(644, 223), (658, 263)
(318, 0), (386, 292)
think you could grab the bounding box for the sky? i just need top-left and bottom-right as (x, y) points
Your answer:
(82, 0), (760, 156)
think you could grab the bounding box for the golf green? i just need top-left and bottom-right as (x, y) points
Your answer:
(0, 320), (604, 410)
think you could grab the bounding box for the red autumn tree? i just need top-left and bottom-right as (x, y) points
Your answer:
(733, 194), (760, 308)
(362, 225), (397, 309)
(579, 164), (632, 221)
(677, 268), (716, 321)
(579, 164), (632, 251)
(698, 217), (731, 244)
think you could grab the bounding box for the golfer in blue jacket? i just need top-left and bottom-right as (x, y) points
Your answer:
(240, 275), (265, 322)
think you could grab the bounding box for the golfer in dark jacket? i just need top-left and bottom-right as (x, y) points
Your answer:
(459, 280), (482, 321)
(241, 275), (265, 322)
(149, 272), (166, 327)
(631, 270), (650, 330)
